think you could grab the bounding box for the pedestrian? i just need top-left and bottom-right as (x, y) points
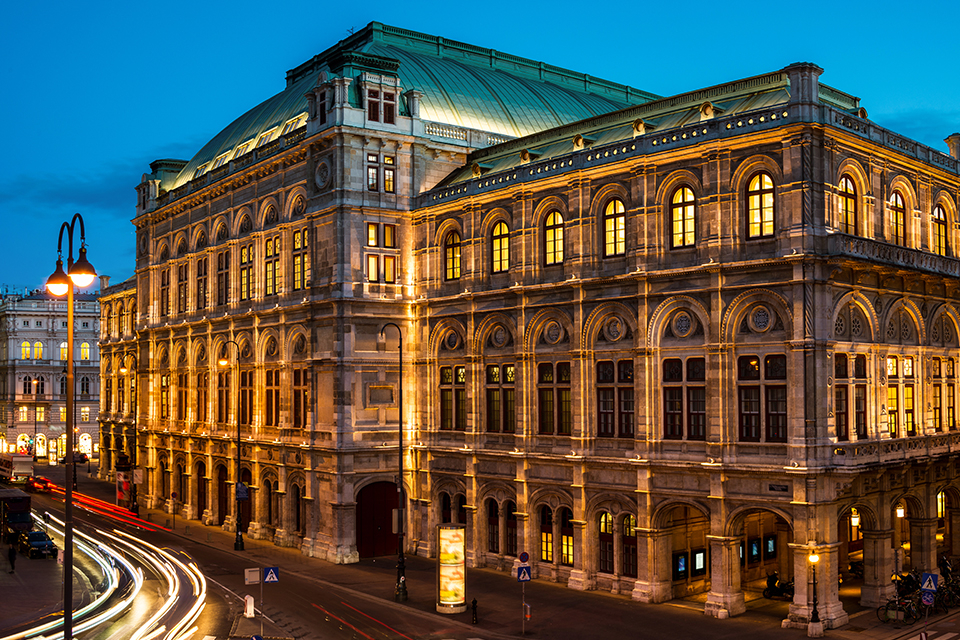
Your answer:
(7, 544), (15, 573)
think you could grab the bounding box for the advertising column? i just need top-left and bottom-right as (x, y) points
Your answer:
(437, 524), (467, 613)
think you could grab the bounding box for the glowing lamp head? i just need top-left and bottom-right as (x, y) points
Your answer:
(68, 245), (97, 287)
(218, 357), (230, 367)
(46, 257), (70, 296)
(850, 508), (860, 527)
(896, 503), (905, 518)
(809, 553), (820, 564)
(119, 366), (128, 374)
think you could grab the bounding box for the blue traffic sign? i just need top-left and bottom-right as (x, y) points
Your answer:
(517, 565), (531, 582)
(264, 567), (279, 583)
(922, 590), (935, 606)
(519, 551), (529, 563)
(921, 572), (938, 592)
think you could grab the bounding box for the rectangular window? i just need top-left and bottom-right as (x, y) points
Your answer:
(904, 384), (915, 436)
(664, 388), (683, 439)
(934, 384), (942, 432)
(217, 250), (230, 306)
(765, 386), (787, 442)
(177, 373), (187, 420)
(836, 385), (849, 441)
(160, 269), (170, 317)
(687, 387), (706, 440)
(561, 530), (574, 566)
(384, 155), (396, 193)
(317, 90), (327, 125)
(264, 237), (280, 296)
(367, 90), (380, 121)
(60, 406), (66, 422)
(854, 385), (867, 438)
(383, 92), (396, 124)
(265, 369), (280, 426)
(383, 224), (396, 248)
(293, 367), (308, 429)
(887, 386), (899, 437)
(293, 229), (308, 290)
(81, 407), (89, 422)
(160, 374), (170, 419)
(177, 263), (188, 313)
(366, 254), (379, 282)
(217, 371), (230, 424)
(240, 243), (254, 300)
(440, 388), (453, 430)
(383, 255), (396, 284)
(948, 384), (956, 431)
(367, 154), (379, 191)
(197, 372), (208, 424)
(486, 388), (501, 432)
(738, 387), (761, 441)
(239, 370), (253, 427)
(367, 222), (379, 247)
(540, 530), (553, 563)
(196, 257), (208, 310)
(439, 366), (466, 431)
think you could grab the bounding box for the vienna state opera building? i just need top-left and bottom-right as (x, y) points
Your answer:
(97, 21), (960, 629)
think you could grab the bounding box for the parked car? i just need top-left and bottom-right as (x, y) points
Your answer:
(25, 476), (54, 493)
(58, 452), (89, 464)
(17, 530), (58, 559)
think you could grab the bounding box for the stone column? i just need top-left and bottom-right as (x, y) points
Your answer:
(704, 535), (746, 618)
(948, 508), (960, 559)
(632, 529), (673, 603)
(513, 511), (530, 576)
(784, 542), (849, 630)
(909, 517), (940, 575)
(612, 519), (623, 595)
(464, 504), (479, 568)
(568, 519), (589, 590)
(860, 529), (897, 607)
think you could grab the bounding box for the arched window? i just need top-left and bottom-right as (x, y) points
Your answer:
(21, 341), (30, 360)
(81, 343), (90, 360)
(603, 199), (626, 257)
(598, 512), (614, 573)
(839, 175), (857, 234)
(33, 342), (43, 360)
(934, 205), (948, 256)
(746, 172), (775, 238)
(59, 342), (68, 361)
(540, 506), (553, 562)
(487, 499), (500, 553)
(36, 376), (45, 395)
(670, 187), (696, 248)
(441, 492), (452, 523)
(544, 211), (564, 265)
(22, 378), (32, 394)
(491, 222), (509, 273)
(444, 232), (461, 281)
(80, 376), (90, 395)
(505, 500), (518, 557)
(559, 507), (574, 566)
(890, 191), (906, 246)
(622, 514), (638, 577)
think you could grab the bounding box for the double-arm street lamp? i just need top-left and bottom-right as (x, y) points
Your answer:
(46, 213), (97, 640)
(218, 339), (244, 551)
(379, 322), (407, 602)
(119, 354), (138, 516)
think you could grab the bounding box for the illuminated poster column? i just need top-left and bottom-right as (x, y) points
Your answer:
(437, 524), (467, 613)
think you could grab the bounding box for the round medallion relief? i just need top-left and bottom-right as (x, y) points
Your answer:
(672, 311), (694, 338)
(748, 305), (772, 333)
(491, 325), (508, 348)
(543, 320), (563, 345)
(444, 331), (461, 350)
(604, 317), (624, 342)
(315, 160), (331, 190)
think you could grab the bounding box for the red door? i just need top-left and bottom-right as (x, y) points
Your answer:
(357, 481), (399, 558)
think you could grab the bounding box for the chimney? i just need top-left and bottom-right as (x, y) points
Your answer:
(946, 133), (960, 159)
(99, 275), (111, 291)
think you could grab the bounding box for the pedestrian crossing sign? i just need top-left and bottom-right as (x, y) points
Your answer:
(264, 567), (279, 583)
(921, 572), (938, 592)
(517, 565), (531, 582)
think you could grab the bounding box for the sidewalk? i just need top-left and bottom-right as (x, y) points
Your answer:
(26, 463), (960, 640)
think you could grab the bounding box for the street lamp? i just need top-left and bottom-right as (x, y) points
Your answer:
(32, 378), (39, 461)
(46, 212), (96, 640)
(379, 322), (407, 602)
(808, 552), (822, 638)
(119, 354), (138, 516)
(218, 339), (244, 551)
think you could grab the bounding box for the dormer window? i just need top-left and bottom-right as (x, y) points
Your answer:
(212, 152), (230, 169)
(256, 128), (278, 148)
(194, 164), (208, 179)
(368, 90), (380, 121)
(234, 142), (251, 158)
(281, 113), (307, 135)
(383, 92), (396, 124)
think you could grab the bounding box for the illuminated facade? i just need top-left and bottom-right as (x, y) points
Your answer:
(0, 289), (100, 458)
(103, 20), (960, 631)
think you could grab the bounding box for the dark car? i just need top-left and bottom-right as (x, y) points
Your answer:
(58, 452), (89, 464)
(17, 530), (58, 559)
(26, 476), (54, 493)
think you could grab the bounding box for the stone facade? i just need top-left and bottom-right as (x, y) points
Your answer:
(103, 21), (960, 631)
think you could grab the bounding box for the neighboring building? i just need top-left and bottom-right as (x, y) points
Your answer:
(110, 20), (960, 632)
(0, 288), (100, 459)
(98, 275), (138, 478)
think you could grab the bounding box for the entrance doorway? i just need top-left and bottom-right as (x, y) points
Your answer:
(356, 481), (399, 557)
(217, 466), (228, 526)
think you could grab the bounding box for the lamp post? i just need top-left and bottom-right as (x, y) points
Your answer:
(46, 212), (97, 640)
(218, 339), (244, 551)
(32, 378), (38, 461)
(808, 552), (823, 638)
(379, 322), (407, 602)
(119, 354), (138, 516)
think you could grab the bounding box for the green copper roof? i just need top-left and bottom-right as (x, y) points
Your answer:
(166, 22), (659, 191)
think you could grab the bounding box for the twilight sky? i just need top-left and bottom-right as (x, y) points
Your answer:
(2, 0), (958, 292)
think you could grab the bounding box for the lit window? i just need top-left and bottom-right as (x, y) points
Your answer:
(839, 176), (857, 234)
(194, 164), (207, 179)
(59, 407), (66, 422)
(384, 156), (396, 193)
(934, 205), (948, 256)
(281, 113), (307, 135)
(240, 243), (254, 300)
(737, 354), (787, 442)
(383, 224), (396, 248)
(540, 506), (553, 563)
(890, 191), (906, 246)
(366, 254), (379, 282)
(367, 154), (379, 191)
(21, 341), (30, 360)
(19, 406), (27, 422)
(544, 211), (564, 265)
(293, 229), (309, 290)
(212, 152), (230, 169)
(603, 199), (626, 256)
(33, 342), (43, 359)
(445, 232), (461, 280)
(81, 407), (89, 422)
(80, 343), (90, 361)
(747, 172), (775, 238)
(256, 128), (278, 147)
(264, 237), (280, 296)
(492, 222), (510, 273)
(671, 187), (696, 248)
(234, 142), (251, 158)
(384, 255), (396, 283)
(367, 223), (379, 247)
(560, 508), (574, 566)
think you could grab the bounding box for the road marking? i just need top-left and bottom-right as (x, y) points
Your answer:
(312, 603), (374, 640)
(340, 600), (414, 640)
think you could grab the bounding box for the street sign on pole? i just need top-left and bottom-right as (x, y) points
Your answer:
(244, 568), (261, 585)
(519, 551), (529, 563)
(517, 565), (531, 582)
(264, 567), (279, 583)
(921, 572), (938, 592)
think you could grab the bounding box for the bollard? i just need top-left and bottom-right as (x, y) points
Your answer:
(207, 532), (212, 542)
(471, 598), (478, 624)
(185, 525), (190, 535)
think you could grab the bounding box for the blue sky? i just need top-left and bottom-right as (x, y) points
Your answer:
(2, 0), (958, 292)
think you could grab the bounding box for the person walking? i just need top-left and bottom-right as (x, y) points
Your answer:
(7, 544), (15, 573)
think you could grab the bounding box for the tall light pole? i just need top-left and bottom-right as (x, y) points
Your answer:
(119, 354), (138, 516)
(808, 552), (823, 638)
(32, 378), (39, 461)
(218, 339), (244, 551)
(379, 322), (407, 602)
(46, 213), (97, 640)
